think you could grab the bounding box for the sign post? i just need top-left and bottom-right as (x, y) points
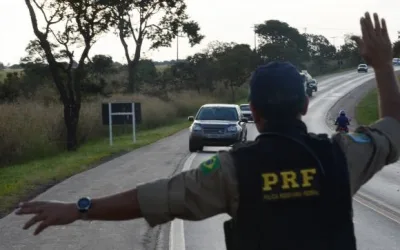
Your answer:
(102, 102), (142, 146)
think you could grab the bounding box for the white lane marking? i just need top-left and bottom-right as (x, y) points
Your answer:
(169, 152), (197, 250)
(354, 194), (400, 225)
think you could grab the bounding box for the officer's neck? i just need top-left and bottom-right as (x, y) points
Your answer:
(259, 118), (307, 135)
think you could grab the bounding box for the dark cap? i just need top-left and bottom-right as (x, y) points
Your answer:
(249, 61), (306, 118)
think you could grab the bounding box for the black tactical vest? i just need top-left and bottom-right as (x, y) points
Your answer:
(227, 121), (357, 250)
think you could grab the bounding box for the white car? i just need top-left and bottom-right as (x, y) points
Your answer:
(357, 64), (368, 73)
(301, 70), (313, 82)
(239, 104), (253, 122)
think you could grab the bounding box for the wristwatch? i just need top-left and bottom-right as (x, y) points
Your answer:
(76, 197), (92, 219)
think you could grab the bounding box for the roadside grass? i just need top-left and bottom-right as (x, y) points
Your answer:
(355, 75), (400, 125)
(0, 120), (190, 217)
(355, 88), (378, 125)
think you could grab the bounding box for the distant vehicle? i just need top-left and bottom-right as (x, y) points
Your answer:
(239, 104), (253, 122)
(187, 104), (248, 152)
(393, 58), (400, 65)
(301, 70), (313, 82)
(357, 64), (368, 73)
(300, 72), (314, 97)
(307, 79), (318, 92)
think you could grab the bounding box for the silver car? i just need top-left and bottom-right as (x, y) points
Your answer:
(188, 104), (248, 152)
(240, 104), (253, 121)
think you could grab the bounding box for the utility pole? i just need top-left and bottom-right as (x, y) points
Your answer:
(304, 27), (307, 34)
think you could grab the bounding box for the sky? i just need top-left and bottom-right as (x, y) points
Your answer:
(1, 0), (400, 65)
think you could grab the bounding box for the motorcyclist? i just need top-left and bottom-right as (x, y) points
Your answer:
(335, 110), (350, 132)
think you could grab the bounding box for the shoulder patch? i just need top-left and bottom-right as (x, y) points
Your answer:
(200, 155), (221, 174)
(346, 132), (371, 144)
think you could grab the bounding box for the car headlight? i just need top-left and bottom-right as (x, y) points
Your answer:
(192, 124), (202, 131)
(227, 126), (238, 132)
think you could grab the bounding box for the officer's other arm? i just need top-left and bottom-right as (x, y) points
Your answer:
(135, 152), (236, 227)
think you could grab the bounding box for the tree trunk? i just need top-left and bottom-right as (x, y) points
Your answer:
(64, 102), (80, 151)
(127, 61), (137, 93)
(230, 84), (236, 102)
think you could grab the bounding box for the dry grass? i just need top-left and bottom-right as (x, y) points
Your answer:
(0, 84), (247, 165)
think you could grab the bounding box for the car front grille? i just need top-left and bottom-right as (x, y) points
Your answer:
(203, 127), (226, 134)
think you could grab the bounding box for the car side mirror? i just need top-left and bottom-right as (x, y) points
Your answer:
(188, 116), (194, 122)
(241, 118), (248, 123)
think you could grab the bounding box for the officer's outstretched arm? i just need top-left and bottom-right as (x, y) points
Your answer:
(333, 117), (400, 196)
(136, 152), (237, 227)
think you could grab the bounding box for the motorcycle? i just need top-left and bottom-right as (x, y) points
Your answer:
(336, 126), (349, 133)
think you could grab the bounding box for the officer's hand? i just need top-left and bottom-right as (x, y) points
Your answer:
(351, 12), (393, 70)
(15, 201), (80, 235)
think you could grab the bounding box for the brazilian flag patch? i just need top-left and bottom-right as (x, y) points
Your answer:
(200, 155), (221, 174)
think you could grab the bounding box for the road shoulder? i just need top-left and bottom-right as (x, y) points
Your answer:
(0, 129), (190, 249)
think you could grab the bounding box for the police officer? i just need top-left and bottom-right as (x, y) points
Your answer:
(16, 12), (400, 249)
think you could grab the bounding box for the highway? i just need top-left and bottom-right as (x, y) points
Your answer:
(172, 70), (400, 250)
(0, 70), (399, 250)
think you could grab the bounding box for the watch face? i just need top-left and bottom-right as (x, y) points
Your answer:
(78, 198), (91, 209)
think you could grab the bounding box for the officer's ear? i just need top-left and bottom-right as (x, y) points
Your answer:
(249, 102), (261, 123)
(300, 96), (309, 116)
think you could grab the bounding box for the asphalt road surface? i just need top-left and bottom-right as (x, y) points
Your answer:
(1, 69), (399, 250)
(175, 70), (400, 250)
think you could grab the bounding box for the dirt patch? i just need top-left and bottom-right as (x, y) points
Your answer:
(326, 72), (400, 130)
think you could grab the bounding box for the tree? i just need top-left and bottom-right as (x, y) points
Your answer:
(134, 59), (158, 88)
(0, 62), (5, 70)
(185, 52), (216, 92)
(0, 72), (21, 102)
(255, 20), (308, 66)
(213, 43), (258, 101)
(24, 0), (112, 150)
(89, 54), (114, 74)
(103, 0), (204, 92)
(306, 34), (336, 72)
(336, 34), (362, 67)
(393, 40), (400, 58)
(305, 34), (336, 59)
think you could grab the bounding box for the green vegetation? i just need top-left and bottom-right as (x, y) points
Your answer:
(355, 75), (400, 125)
(355, 89), (378, 125)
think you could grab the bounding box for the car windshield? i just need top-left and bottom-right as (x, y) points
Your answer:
(359, 64), (367, 67)
(240, 105), (250, 111)
(196, 107), (239, 121)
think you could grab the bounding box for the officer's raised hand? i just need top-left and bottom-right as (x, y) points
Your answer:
(351, 12), (393, 70)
